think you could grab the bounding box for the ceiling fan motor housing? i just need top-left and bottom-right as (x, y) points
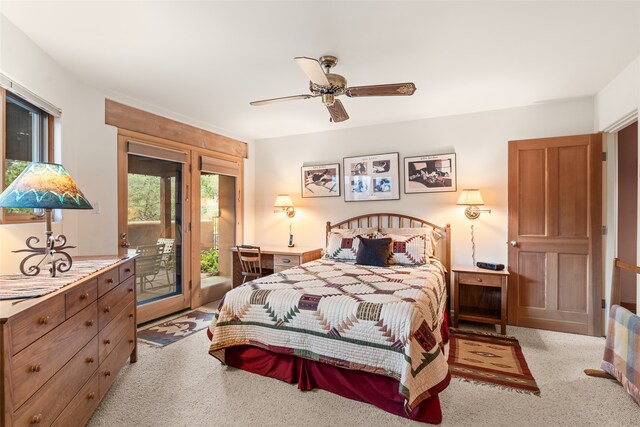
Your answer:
(311, 73), (347, 106)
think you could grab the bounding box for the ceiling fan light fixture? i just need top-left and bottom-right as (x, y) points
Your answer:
(322, 93), (335, 106)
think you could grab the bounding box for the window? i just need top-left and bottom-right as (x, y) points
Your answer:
(1, 87), (54, 222)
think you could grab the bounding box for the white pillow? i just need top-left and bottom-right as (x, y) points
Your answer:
(377, 232), (429, 265)
(379, 226), (442, 256)
(325, 229), (377, 260)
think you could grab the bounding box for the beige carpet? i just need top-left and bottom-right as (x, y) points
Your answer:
(87, 322), (638, 427)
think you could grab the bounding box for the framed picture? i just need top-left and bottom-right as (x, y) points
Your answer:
(343, 152), (400, 202)
(301, 163), (340, 197)
(404, 153), (457, 193)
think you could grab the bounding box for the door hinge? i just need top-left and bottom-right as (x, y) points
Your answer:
(601, 152), (607, 161)
(602, 299), (606, 309)
(602, 225), (607, 235)
(189, 280), (192, 290)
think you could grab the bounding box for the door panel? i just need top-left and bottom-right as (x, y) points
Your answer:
(508, 133), (602, 336)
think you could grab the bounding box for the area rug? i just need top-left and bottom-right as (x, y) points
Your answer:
(448, 328), (541, 395)
(138, 309), (214, 347)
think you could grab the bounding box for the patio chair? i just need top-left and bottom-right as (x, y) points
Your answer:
(157, 237), (176, 287)
(236, 245), (263, 284)
(135, 243), (165, 293)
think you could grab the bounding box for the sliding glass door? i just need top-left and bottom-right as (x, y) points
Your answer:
(118, 138), (191, 323)
(191, 154), (240, 307)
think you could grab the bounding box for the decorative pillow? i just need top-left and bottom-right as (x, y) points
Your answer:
(325, 230), (376, 260)
(355, 236), (392, 267)
(377, 233), (429, 265)
(379, 226), (443, 256)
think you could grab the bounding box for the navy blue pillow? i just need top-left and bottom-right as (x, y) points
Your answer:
(355, 236), (392, 267)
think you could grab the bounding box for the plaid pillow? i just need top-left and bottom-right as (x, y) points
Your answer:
(377, 232), (429, 265)
(325, 230), (376, 260)
(379, 226), (440, 256)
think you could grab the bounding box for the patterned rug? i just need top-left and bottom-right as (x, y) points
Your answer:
(448, 328), (541, 395)
(138, 309), (215, 347)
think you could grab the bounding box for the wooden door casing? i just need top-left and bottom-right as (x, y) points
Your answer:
(508, 133), (602, 336)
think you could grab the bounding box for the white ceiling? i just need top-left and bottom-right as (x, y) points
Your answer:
(2, 1), (640, 142)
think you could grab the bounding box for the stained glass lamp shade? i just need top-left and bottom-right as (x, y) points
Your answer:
(0, 162), (92, 276)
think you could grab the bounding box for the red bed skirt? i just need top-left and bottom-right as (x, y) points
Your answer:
(210, 310), (450, 424)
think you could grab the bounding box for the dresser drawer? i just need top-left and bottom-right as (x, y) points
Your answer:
(66, 278), (98, 319)
(97, 267), (120, 298)
(98, 301), (135, 364)
(13, 336), (98, 427)
(51, 372), (100, 427)
(98, 276), (135, 330)
(12, 303), (98, 409)
(457, 272), (503, 287)
(119, 259), (135, 282)
(99, 329), (135, 399)
(11, 294), (65, 355)
(274, 254), (300, 267)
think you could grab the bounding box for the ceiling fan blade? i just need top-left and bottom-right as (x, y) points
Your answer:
(327, 99), (349, 123)
(250, 94), (315, 106)
(345, 82), (416, 97)
(294, 57), (330, 86)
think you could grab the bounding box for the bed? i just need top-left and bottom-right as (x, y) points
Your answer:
(207, 213), (451, 423)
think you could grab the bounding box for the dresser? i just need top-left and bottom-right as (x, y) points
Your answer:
(0, 257), (137, 427)
(231, 246), (323, 287)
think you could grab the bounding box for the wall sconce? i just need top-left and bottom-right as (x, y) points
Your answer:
(456, 189), (491, 266)
(0, 162), (93, 276)
(456, 189), (491, 219)
(273, 194), (295, 218)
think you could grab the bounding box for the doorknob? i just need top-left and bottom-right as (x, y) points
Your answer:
(120, 232), (130, 248)
(509, 240), (518, 247)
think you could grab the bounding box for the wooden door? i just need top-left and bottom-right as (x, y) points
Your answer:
(508, 133), (602, 336)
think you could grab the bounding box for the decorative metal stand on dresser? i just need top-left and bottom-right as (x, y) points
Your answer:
(0, 257), (137, 427)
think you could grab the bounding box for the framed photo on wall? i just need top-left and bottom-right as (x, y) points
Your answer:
(343, 152), (400, 202)
(301, 163), (340, 197)
(404, 153), (457, 193)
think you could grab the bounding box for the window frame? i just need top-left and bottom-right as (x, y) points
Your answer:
(0, 86), (55, 224)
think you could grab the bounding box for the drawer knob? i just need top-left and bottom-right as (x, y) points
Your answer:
(29, 364), (41, 373)
(31, 414), (42, 424)
(104, 339), (111, 345)
(125, 268), (131, 273)
(86, 320), (94, 327)
(38, 316), (49, 325)
(477, 277), (483, 282)
(80, 293), (89, 300)
(86, 357), (94, 364)
(87, 392), (96, 400)
(104, 370), (111, 377)
(106, 278), (114, 284)
(104, 306), (111, 313)
(282, 259), (291, 264)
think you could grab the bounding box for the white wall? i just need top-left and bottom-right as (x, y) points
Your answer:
(0, 15), (254, 274)
(253, 98), (596, 268)
(596, 55), (640, 313)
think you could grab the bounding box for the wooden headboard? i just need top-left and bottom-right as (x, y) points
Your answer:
(326, 213), (451, 280)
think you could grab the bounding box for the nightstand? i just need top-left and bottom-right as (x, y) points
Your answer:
(453, 266), (509, 335)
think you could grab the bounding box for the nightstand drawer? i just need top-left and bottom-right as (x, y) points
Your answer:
(274, 254), (300, 267)
(457, 272), (503, 287)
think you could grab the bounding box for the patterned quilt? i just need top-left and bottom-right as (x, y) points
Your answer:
(208, 258), (450, 412)
(601, 305), (640, 405)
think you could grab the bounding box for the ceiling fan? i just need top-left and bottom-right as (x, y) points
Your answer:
(250, 55), (416, 123)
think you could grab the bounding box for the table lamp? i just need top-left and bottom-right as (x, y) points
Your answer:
(0, 162), (93, 277)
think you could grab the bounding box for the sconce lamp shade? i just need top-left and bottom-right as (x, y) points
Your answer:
(456, 189), (484, 206)
(273, 194), (294, 208)
(0, 162), (93, 210)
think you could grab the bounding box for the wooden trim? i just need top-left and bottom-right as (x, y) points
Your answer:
(590, 133), (603, 336)
(105, 99), (248, 159)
